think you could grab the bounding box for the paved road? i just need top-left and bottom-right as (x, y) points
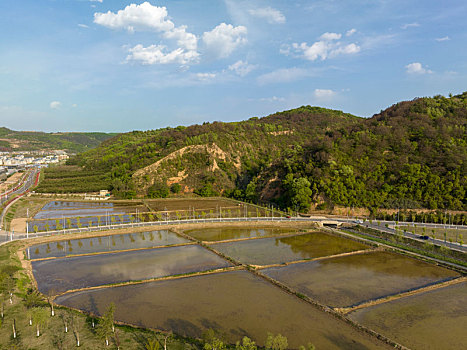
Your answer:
(0, 168), (39, 232)
(336, 218), (467, 253)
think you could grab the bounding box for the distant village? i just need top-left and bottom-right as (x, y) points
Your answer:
(0, 150), (68, 178)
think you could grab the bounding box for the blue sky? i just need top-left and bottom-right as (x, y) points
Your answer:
(0, 0), (466, 132)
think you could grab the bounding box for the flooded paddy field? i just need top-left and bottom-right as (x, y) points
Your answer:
(212, 232), (369, 266)
(145, 198), (273, 218)
(349, 281), (467, 350)
(33, 245), (231, 295)
(55, 270), (391, 349)
(28, 230), (190, 259)
(262, 251), (460, 308)
(184, 226), (297, 242)
(29, 200), (147, 231)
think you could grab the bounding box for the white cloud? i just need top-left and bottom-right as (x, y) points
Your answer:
(287, 31), (360, 61)
(405, 62), (433, 74)
(248, 7), (286, 24)
(78, 24), (89, 28)
(401, 22), (420, 29)
(228, 60), (256, 76)
(126, 44), (199, 65)
(94, 2), (174, 33)
(257, 67), (314, 85)
(50, 101), (61, 109)
(202, 23), (247, 58)
(163, 25), (197, 51)
(320, 32), (341, 41)
(196, 73), (216, 81)
(435, 36), (450, 42)
(314, 89), (335, 99)
(259, 96), (285, 102)
(95, 2), (200, 64)
(72, 104), (78, 108)
(346, 28), (357, 37)
(90, 0), (103, 3)
(330, 43), (360, 57)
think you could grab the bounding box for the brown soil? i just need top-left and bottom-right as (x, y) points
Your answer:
(10, 218), (27, 233)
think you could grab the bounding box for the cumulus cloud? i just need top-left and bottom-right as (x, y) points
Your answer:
(127, 44), (199, 65)
(94, 2), (174, 33)
(90, 0), (103, 3)
(257, 67), (314, 85)
(202, 23), (247, 58)
(163, 25), (197, 51)
(288, 31), (360, 61)
(435, 36), (450, 42)
(314, 89), (335, 99)
(228, 60), (256, 76)
(78, 24), (89, 28)
(320, 32), (341, 41)
(248, 7), (285, 24)
(405, 62), (433, 74)
(346, 28), (357, 36)
(50, 101), (61, 109)
(401, 22), (420, 29)
(94, 2), (199, 64)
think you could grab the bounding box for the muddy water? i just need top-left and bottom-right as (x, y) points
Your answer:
(29, 230), (190, 259)
(34, 208), (129, 220)
(41, 201), (114, 210)
(184, 227), (296, 241)
(33, 245), (231, 295)
(262, 251), (459, 307)
(55, 270), (391, 349)
(349, 282), (467, 350)
(212, 232), (369, 265)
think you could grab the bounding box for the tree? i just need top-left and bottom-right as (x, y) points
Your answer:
(170, 183), (181, 194)
(283, 174), (313, 212)
(148, 182), (169, 198)
(236, 336), (257, 350)
(265, 333), (288, 350)
(144, 337), (160, 350)
(96, 303), (115, 346)
(32, 307), (49, 337)
(299, 343), (316, 350)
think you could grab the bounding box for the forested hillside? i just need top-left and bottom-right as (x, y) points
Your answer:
(0, 127), (116, 152)
(68, 92), (467, 211)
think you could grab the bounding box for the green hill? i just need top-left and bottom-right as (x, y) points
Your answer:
(64, 93), (466, 211)
(0, 127), (116, 153)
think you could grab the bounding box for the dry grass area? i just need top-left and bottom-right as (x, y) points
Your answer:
(0, 172), (23, 192)
(398, 225), (467, 243)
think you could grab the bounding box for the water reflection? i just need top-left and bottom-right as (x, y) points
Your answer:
(32, 245), (231, 295)
(54, 270), (389, 349)
(262, 251), (459, 307)
(213, 232), (369, 265)
(29, 230), (189, 259)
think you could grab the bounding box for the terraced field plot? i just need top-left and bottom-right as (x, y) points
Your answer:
(211, 232), (370, 266)
(29, 222), (464, 349)
(184, 226), (297, 242)
(29, 230), (189, 259)
(262, 250), (460, 307)
(349, 281), (467, 350)
(33, 244), (230, 295)
(54, 270), (391, 350)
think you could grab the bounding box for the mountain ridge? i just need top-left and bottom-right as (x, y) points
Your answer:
(58, 93), (467, 211)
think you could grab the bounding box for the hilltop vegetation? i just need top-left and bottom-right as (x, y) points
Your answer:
(64, 93), (467, 211)
(0, 127), (116, 153)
